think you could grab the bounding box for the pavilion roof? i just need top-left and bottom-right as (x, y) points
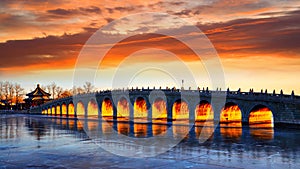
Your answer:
(26, 84), (51, 97)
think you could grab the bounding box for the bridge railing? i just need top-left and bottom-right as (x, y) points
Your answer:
(38, 88), (299, 109)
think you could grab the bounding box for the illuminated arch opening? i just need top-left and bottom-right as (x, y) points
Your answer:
(76, 101), (85, 117)
(249, 105), (274, 128)
(172, 99), (189, 122)
(56, 104), (61, 116)
(102, 98), (113, 120)
(117, 97), (129, 120)
(61, 103), (67, 116)
(68, 102), (75, 116)
(134, 97), (148, 122)
(195, 101), (214, 122)
(51, 106), (55, 115)
(87, 99), (98, 118)
(47, 108), (51, 115)
(152, 98), (167, 123)
(220, 102), (242, 127)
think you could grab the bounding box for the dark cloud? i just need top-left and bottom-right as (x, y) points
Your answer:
(0, 8), (299, 71)
(0, 29), (96, 69)
(197, 9), (300, 57)
(106, 5), (139, 14)
(47, 6), (101, 16)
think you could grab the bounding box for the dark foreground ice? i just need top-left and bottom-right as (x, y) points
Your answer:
(0, 114), (299, 168)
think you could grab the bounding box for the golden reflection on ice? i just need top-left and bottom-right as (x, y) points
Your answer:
(134, 123), (147, 137)
(152, 124), (168, 136)
(118, 122), (130, 135)
(173, 125), (189, 140)
(220, 127), (242, 140)
(250, 128), (274, 140)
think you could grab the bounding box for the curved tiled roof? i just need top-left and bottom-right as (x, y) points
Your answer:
(26, 84), (51, 97)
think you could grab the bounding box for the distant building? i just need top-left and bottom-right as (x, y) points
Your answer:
(25, 84), (51, 107)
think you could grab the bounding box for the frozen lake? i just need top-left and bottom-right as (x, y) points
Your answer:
(0, 114), (299, 168)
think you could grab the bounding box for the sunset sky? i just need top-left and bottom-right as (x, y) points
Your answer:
(0, 0), (300, 94)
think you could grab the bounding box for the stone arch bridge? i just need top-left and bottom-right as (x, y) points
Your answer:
(31, 89), (300, 126)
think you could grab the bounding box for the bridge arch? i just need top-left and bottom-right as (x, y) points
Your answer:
(56, 103), (61, 116)
(87, 99), (99, 118)
(47, 107), (50, 115)
(134, 96), (149, 122)
(51, 106), (56, 116)
(195, 100), (214, 122)
(101, 97), (113, 119)
(117, 96), (130, 120)
(61, 102), (67, 116)
(76, 101), (85, 117)
(220, 102), (242, 127)
(248, 104), (274, 128)
(172, 98), (189, 122)
(152, 97), (167, 122)
(68, 102), (75, 116)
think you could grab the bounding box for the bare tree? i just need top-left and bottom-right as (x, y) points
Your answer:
(3, 81), (10, 106)
(46, 85), (51, 95)
(50, 82), (57, 99)
(60, 89), (72, 98)
(14, 83), (24, 106)
(76, 87), (84, 94)
(83, 82), (94, 93)
(55, 86), (63, 98)
(0, 81), (3, 100)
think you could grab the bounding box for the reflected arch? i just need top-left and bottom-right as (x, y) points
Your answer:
(220, 102), (242, 127)
(248, 104), (274, 128)
(87, 99), (99, 118)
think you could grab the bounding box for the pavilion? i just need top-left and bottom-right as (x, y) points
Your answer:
(25, 84), (51, 107)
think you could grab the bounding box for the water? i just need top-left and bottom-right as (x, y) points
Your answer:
(0, 114), (299, 168)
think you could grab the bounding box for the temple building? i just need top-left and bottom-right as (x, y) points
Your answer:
(25, 84), (51, 107)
